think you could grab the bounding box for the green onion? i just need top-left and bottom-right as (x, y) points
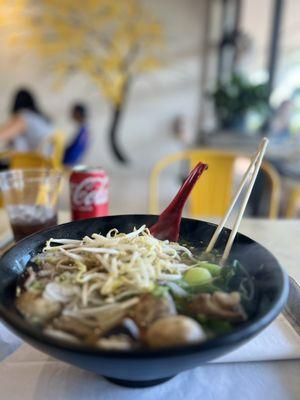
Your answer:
(197, 261), (221, 277)
(184, 267), (212, 286)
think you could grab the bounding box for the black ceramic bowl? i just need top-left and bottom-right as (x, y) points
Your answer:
(0, 215), (288, 387)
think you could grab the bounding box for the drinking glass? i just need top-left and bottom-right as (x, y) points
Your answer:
(0, 169), (62, 241)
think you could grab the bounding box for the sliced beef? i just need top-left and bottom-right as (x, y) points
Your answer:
(188, 291), (246, 322)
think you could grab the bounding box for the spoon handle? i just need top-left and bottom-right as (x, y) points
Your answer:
(160, 162), (208, 217)
(150, 162), (208, 241)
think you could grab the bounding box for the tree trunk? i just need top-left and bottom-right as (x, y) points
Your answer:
(108, 81), (130, 163)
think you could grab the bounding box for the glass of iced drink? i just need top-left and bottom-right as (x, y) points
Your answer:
(0, 169), (62, 241)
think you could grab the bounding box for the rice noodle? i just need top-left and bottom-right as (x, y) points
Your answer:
(18, 226), (202, 345)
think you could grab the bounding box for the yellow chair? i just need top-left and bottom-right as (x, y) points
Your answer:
(2, 131), (66, 171)
(285, 182), (300, 217)
(39, 131), (66, 169)
(50, 131), (65, 169)
(9, 152), (53, 169)
(149, 149), (281, 219)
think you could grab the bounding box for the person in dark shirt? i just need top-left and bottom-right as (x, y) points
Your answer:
(63, 103), (89, 166)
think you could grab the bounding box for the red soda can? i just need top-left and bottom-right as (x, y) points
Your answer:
(70, 166), (109, 221)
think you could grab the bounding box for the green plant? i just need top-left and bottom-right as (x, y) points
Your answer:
(212, 74), (269, 130)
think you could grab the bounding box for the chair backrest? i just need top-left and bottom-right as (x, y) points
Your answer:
(38, 131), (66, 169)
(50, 132), (65, 169)
(188, 150), (237, 217)
(149, 149), (281, 219)
(10, 152), (53, 169)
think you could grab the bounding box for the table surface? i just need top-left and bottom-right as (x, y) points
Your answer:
(0, 210), (300, 399)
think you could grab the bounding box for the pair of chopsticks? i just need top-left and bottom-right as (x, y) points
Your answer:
(205, 137), (269, 264)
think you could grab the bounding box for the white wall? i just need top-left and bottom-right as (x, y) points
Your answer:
(0, 0), (204, 174)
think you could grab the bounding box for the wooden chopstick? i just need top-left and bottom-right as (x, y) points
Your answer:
(205, 137), (269, 263)
(220, 138), (268, 263)
(205, 139), (265, 254)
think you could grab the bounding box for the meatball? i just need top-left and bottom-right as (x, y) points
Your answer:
(146, 315), (206, 348)
(132, 293), (176, 329)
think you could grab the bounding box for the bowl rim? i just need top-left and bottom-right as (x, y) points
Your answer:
(0, 214), (289, 359)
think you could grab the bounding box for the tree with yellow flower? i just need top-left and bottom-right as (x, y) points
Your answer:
(0, 0), (164, 162)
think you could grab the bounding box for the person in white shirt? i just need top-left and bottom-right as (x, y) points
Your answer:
(0, 88), (53, 151)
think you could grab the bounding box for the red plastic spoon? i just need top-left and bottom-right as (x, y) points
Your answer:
(150, 162), (208, 242)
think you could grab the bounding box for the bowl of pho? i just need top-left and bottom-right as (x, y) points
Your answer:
(0, 215), (288, 387)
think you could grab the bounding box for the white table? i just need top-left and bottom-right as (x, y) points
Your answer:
(234, 218), (300, 283)
(0, 213), (300, 399)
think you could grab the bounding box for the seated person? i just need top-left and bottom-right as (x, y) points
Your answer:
(63, 103), (89, 166)
(0, 88), (53, 151)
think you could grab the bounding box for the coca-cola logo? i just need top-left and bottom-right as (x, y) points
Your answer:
(71, 176), (109, 212)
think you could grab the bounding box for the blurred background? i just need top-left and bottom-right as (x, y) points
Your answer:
(0, 0), (300, 219)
